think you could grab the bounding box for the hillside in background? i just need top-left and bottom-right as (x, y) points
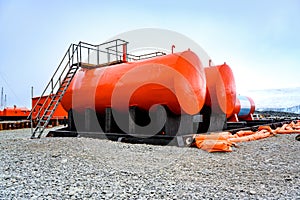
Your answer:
(256, 110), (300, 118)
(244, 87), (300, 114)
(256, 105), (300, 114)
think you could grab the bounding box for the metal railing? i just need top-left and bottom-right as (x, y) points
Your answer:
(127, 51), (166, 61)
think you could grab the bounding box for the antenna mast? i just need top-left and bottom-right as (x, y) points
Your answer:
(1, 87), (3, 108)
(4, 94), (6, 108)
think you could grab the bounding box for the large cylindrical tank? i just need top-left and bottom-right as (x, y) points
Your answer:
(236, 96), (255, 119)
(204, 63), (236, 117)
(61, 50), (206, 115)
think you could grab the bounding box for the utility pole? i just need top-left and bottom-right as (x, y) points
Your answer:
(4, 94), (6, 108)
(31, 86), (33, 135)
(1, 87), (3, 109)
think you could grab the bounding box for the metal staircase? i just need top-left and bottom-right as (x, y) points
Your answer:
(29, 43), (81, 138)
(29, 39), (131, 138)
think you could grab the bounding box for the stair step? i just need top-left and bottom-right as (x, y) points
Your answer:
(57, 89), (65, 93)
(54, 93), (63, 97)
(54, 96), (62, 100)
(51, 97), (60, 101)
(58, 87), (66, 90)
(58, 87), (65, 90)
(60, 82), (69, 85)
(57, 90), (66, 93)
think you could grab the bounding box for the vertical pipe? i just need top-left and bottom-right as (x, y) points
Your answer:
(68, 47), (71, 67)
(31, 86), (33, 135)
(115, 40), (118, 61)
(172, 45), (175, 54)
(122, 44), (127, 62)
(88, 48), (90, 64)
(4, 94), (6, 108)
(107, 48), (110, 63)
(51, 79), (53, 94)
(76, 45), (79, 65)
(79, 42), (82, 63)
(72, 45), (74, 65)
(97, 46), (99, 65)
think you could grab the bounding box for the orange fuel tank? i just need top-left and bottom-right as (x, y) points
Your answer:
(61, 50), (206, 115)
(204, 63), (236, 117)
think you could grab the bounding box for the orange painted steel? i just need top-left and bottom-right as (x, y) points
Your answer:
(204, 63), (236, 117)
(61, 50), (206, 115)
(32, 95), (67, 120)
(0, 106), (30, 118)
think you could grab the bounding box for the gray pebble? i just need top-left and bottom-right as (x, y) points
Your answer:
(0, 128), (299, 199)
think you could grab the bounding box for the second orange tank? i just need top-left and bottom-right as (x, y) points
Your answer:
(204, 63), (236, 117)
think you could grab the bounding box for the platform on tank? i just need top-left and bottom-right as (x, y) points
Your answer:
(74, 60), (124, 69)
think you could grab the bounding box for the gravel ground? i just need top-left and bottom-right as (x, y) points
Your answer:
(0, 128), (299, 199)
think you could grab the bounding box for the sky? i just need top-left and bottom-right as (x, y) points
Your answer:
(0, 0), (299, 108)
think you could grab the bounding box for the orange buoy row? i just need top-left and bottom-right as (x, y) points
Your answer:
(274, 121), (300, 134)
(193, 120), (300, 152)
(228, 130), (272, 143)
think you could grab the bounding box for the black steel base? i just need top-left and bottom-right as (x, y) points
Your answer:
(47, 127), (194, 147)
